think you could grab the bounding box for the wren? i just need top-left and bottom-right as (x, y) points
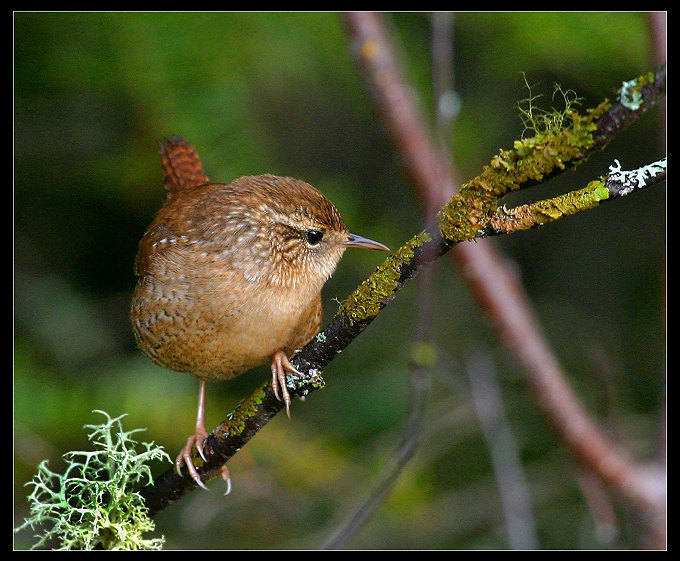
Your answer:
(131, 137), (389, 489)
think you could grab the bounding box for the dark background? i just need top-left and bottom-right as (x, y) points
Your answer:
(14, 12), (665, 549)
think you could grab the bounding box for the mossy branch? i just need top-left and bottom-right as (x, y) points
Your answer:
(486, 158), (666, 234)
(139, 65), (665, 516)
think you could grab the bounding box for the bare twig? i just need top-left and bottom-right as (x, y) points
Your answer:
(464, 348), (539, 549)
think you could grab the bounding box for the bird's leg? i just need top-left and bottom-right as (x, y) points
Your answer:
(176, 379), (209, 490)
(271, 350), (302, 418)
(176, 379), (233, 493)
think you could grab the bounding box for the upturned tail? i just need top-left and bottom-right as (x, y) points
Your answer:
(159, 136), (210, 193)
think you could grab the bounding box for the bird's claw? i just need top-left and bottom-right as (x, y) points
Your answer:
(176, 428), (210, 490)
(220, 464), (232, 496)
(175, 431), (232, 495)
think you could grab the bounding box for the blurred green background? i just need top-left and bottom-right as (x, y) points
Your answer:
(14, 12), (665, 550)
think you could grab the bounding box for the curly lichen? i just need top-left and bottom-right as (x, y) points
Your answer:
(15, 411), (170, 550)
(516, 75), (584, 139)
(437, 83), (611, 243)
(608, 157), (666, 194)
(339, 231), (431, 326)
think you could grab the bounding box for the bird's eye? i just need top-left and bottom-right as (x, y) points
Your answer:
(305, 229), (324, 246)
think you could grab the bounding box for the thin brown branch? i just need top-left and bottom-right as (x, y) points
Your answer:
(323, 15), (456, 546)
(344, 12), (456, 211)
(343, 10), (665, 529)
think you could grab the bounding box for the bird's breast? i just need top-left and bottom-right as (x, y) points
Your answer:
(131, 265), (322, 381)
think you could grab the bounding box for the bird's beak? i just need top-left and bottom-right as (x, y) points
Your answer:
(345, 233), (390, 252)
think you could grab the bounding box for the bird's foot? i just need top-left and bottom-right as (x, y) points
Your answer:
(175, 428), (232, 494)
(176, 426), (210, 490)
(271, 350), (303, 418)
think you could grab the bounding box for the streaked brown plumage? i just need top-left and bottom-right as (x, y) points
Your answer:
(131, 137), (388, 489)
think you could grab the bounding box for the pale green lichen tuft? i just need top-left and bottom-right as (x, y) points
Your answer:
(15, 410), (170, 550)
(618, 71), (655, 110)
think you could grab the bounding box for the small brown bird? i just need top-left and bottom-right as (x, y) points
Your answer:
(131, 137), (388, 489)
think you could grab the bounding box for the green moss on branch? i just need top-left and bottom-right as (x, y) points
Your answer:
(437, 99), (611, 243)
(339, 230), (432, 325)
(489, 180), (609, 233)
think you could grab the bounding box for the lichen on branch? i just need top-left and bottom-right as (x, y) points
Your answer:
(489, 180), (609, 233)
(436, 85), (612, 243)
(339, 230), (433, 326)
